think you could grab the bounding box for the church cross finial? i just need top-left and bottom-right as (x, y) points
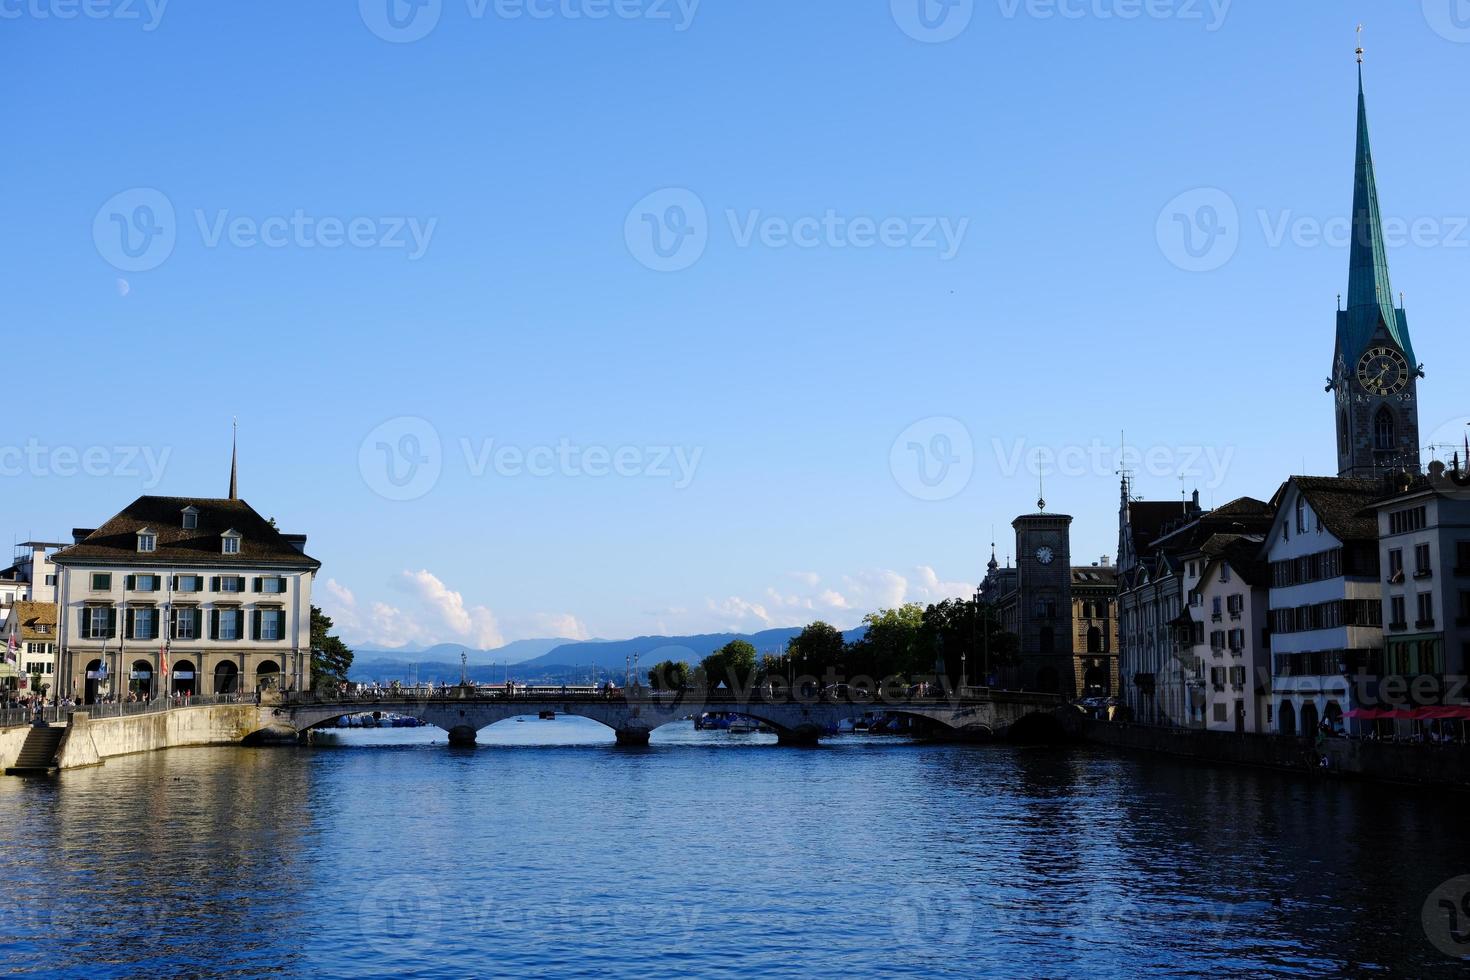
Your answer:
(1356, 23), (1364, 64)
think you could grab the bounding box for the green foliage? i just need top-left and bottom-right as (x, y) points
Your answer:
(310, 606), (355, 691)
(847, 603), (926, 678)
(785, 621), (846, 675)
(646, 659), (691, 690)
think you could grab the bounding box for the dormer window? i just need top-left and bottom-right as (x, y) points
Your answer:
(221, 529), (241, 555)
(182, 507), (199, 530)
(137, 529), (157, 553)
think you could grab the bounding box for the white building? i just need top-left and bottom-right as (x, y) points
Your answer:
(52, 491), (319, 702)
(1370, 461), (1470, 720)
(1265, 477), (1384, 736)
(1191, 534), (1271, 733)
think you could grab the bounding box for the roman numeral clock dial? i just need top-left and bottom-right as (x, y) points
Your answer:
(1356, 346), (1409, 396)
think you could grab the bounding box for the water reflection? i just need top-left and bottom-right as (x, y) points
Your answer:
(0, 724), (1465, 977)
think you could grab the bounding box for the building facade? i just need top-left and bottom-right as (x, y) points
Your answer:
(1371, 462), (1470, 716)
(1190, 534), (1271, 733)
(52, 494), (319, 702)
(1265, 477), (1384, 736)
(6, 600), (58, 694)
(979, 508), (1119, 699)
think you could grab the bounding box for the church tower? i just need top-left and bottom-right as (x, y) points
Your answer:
(1013, 494), (1074, 697)
(1331, 50), (1423, 478)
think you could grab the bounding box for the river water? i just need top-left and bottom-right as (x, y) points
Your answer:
(0, 718), (1466, 978)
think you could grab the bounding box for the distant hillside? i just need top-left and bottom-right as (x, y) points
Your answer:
(520, 627), (867, 672)
(351, 637), (573, 668)
(347, 627), (867, 685)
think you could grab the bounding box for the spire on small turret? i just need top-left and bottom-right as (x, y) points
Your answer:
(228, 418), (238, 500)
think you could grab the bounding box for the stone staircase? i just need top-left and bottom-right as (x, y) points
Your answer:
(5, 725), (65, 776)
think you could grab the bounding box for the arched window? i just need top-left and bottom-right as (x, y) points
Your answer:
(1087, 626), (1103, 653)
(1338, 409), (1350, 456)
(1374, 406), (1395, 452)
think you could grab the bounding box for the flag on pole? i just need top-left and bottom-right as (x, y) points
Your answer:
(4, 630), (16, 665)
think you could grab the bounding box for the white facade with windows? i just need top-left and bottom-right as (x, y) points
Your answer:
(52, 495), (319, 700)
(1265, 478), (1384, 737)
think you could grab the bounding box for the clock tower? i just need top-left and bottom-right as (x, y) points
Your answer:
(1330, 57), (1423, 478)
(1012, 498), (1074, 697)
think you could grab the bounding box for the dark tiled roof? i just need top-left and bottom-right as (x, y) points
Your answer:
(1126, 501), (1189, 555)
(1149, 497), (1275, 554)
(51, 496), (318, 568)
(1291, 477), (1383, 542)
(1071, 566), (1118, 587)
(1200, 533), (1268, 587)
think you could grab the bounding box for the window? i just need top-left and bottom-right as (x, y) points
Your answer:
(45, 574), (55, 586)
(1227, 594), (1243, 617)
(1390, 595), (1406, 628)
(137, 531), (156, 553)
(217, 576), (244, 594)
(1211, 596), (1222, 620)
(131, 608), (157, 641)
(90, 573), (112, 591)
(257, 577), (286, 594)
(182, 507), (198, 530)
(1389, 507), (1428, 535)
(87, 606), (111, 638)
(1220, 564), (1231, 584)
(131, 574), (159, 592)
(216, 609), (242, 641)
(1374, 406), (1395, 452)
(1295, 497), (1307, 535)
(1415, 543), (1432, 578)
(177, 575), (203, 593)
(1388, 549), (1404, 581)
(1417, 592), (1435, 628)
(221, 531), (241, 555)
(173, 607), (198, 641)
(257, 609), (284, 641)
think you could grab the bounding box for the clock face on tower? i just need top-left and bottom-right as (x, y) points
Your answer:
(1356, 346), (1410, 396)
(1035, 546), (1055, 565)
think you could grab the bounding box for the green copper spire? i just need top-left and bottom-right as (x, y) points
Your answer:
(1342, 63), (1416, 365)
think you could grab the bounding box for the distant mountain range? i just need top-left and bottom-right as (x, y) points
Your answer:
(348, 626), (867, 684)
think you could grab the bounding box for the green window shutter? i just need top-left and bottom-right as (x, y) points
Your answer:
(252, 577), (261, 592)
(125, 608), (135, 639)
(125, 575), (134, 591)
(210, 577), (219, 592)
(170, 576), (177, 592)
(210, 609), (220, 640)
(168, 607), (176, 640)
(106, 607), (117, 638)
(252, 610), (262, 640)
(79, 609), (91, 640)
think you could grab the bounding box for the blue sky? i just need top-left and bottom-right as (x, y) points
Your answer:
(4, 2), (1468, 650)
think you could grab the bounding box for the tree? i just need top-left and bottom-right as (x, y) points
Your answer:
(647, 659), (690, 691)
(847, 603), (926, 679)
(920, 598), (1018, 689)
(310, 606), (354, 691)
(786, 621), (846, 677)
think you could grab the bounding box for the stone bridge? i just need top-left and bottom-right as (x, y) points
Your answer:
(268, 690), (1067, 746)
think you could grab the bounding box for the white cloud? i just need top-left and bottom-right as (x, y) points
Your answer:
(399, 569), (505, 649)
(705, 566), (973, 635)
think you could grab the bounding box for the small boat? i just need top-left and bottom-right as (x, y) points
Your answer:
(728, 718), (758, 734)
(539, 710), (556, 720)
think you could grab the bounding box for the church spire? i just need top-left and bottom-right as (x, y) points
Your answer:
(228, 419), (238, 500)
(1343, 43), (1416, 365)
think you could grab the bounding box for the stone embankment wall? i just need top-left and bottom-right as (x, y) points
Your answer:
(1068, 714), (1470, 789)
(0, 705), (269, 771)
